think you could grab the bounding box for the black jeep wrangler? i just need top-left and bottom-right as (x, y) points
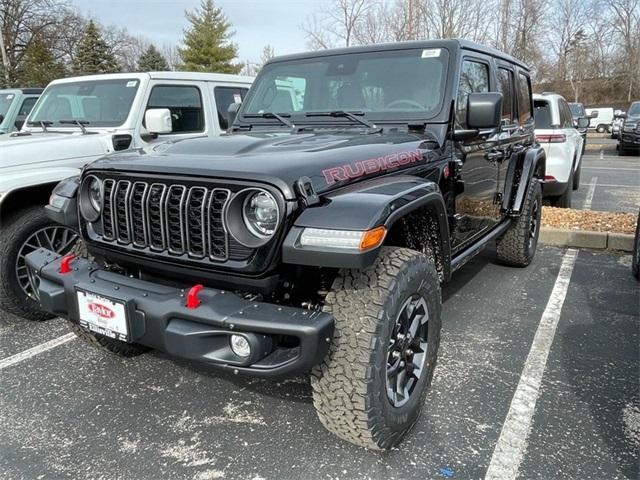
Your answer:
(27, 40), (544, 450)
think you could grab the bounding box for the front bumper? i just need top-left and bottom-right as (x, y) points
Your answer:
(26, 249), (334, 378)
(620, 131), (640, 150)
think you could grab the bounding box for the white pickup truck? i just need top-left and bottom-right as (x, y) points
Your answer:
(0, 88), (42, 134)
(0, 71), (253, 320)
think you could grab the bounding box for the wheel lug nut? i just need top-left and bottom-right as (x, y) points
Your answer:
(397, 333), (405, 340)
(399, 361), (405, 367)
(407, 349), (413, 355)
(392, 351), (401, 358)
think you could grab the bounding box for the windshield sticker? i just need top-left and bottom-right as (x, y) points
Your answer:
(126, 81), (138, 87)
(421, 48), (441, 58)
(6, 94), (14, 100)
(322, 150), (423, 185)
(233, 93), (242, 103)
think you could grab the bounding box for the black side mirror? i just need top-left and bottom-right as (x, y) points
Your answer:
(227, 102), (241, 129)
(467, 92), (503, 130)
(577, 117), (590, 128)
(616, 112), (627, 119)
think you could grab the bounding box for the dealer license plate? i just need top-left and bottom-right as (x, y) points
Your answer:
(76, 290), (129, 341)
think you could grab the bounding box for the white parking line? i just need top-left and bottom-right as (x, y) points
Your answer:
(583, 166), (639, 171)
(583, 176), (597, 210)
(0, 333), (76, 371)
(485, 248), (578, 480)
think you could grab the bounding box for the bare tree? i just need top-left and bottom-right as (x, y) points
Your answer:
(302, 0), (376, 49)
(609, 0), (640, 101)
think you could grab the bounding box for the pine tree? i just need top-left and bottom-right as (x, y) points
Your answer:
(178, 0), (242, 74)
(137, 45), (170, 71)
(19, 38), (66, 87)
(72, 20), (120, 75)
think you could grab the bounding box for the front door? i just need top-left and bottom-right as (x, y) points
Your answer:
(451, 56), (500, 252)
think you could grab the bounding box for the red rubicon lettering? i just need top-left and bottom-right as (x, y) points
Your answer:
(322, 149), (424, 185)
(88, 303), (115, 319)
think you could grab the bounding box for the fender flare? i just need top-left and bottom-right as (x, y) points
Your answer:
(282, 176), (451, 272)
(502, 146), (545, 215)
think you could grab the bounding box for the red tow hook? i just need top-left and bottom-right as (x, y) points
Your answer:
(59, 254), (76, 274)
(186, 284), (204, 309)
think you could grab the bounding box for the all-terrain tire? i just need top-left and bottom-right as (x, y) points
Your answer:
(496, 178), (542, 267)
(551, 168), (573, 208)
(70, 323), (149, 357)
(311, 247), (442, 449)
(0, 206), (77, 321)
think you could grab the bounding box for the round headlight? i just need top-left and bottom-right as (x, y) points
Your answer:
(79, 175), (102, 222)
(243, 191), (279, 238)
(88, 177), (102, 213)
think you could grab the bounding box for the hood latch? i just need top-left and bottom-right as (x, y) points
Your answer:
(295, 176), (320, 207)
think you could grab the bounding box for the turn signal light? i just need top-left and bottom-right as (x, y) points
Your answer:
(359, 226), (387, 251)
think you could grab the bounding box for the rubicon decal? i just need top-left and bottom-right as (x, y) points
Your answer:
(88, 302), (115, 319)
(322, 150), (424, 185)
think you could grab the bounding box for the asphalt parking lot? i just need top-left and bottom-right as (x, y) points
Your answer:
(573, 137), (640, 212)
(1, 245), (638, 480)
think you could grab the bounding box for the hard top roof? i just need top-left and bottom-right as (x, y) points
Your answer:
(266, 39), (529, 71)
(0, 88), (43, 95)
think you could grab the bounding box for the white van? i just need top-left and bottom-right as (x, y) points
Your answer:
(585, 107), (614, 133)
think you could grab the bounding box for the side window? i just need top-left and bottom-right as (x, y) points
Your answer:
(16, 97), (38, 129)
(214, 86), (248, 130)
(562, 102), (573, 128)
(146, 85), (204, 134)
(496, 68), (515, 123)
(516, 72), (532, 124)
(456, 59), (490, 128)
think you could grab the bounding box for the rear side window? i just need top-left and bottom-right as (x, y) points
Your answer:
(146, 85), (204, 134)
(456, 59), (490, 128)
(214, 86), (249, 130)
(516, 73), (532, 124)
(18, 97), (37, 116)
(533, 99), (553, 129)
(497, 68), (515, 123)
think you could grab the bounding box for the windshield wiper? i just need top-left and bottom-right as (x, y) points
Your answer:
(27, 120), (53, 132)
(60, 119), (90, 134)
(243, 112), (293, 128)
(305, 110), (380, 132)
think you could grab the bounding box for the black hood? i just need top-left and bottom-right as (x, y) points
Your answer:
(88, 131), (443, 199)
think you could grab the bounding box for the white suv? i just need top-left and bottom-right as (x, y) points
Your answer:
(0, 71), (252, 321)
(533, 93), (587, 208)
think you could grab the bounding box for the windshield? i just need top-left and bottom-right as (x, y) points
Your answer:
(568, 103), (584, 117)
(533, 100), (553, 129)
(628, 102), (640, 116)
(0, 93), (16, 121)
(29, 79), (140, 127)
(241, 48), (449, 123)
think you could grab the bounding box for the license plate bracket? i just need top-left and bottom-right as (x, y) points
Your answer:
(76, 288), (130, 342)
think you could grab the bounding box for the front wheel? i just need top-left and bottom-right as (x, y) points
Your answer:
(496, 178), (542, 267)
(311, 247), (442, 449)
(0, 206), (79, 320)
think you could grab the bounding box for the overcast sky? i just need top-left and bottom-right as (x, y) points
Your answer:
(68, 0), (320, 64)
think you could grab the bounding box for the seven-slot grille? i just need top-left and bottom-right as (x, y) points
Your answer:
(100, 179), (235, 261)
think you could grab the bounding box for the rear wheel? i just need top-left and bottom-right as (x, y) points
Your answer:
(0, 206), (79, 320)
(311, 247), (441, 449)
(596, 125), (606, 133)
(496, 178), (542, 267)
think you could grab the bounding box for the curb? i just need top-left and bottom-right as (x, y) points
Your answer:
(539, 227), (634, 252)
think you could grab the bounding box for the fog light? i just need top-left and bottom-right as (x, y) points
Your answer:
(230, 334), (251, 357)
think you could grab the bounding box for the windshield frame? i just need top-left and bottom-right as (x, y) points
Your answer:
(27, 78), (141, 129)
(236, 46), (452, 128)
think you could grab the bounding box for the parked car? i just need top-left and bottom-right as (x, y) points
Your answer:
(617, 101), (640, 156)
(568, 101), (588, 152)
(585, 107), (614, 133)
(533, 93), (587, 208)
(0, 88), (42, 134)
(611, 110), (625, 139)
(27, 39), (545, 450)
(0, 71), (253, 321)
